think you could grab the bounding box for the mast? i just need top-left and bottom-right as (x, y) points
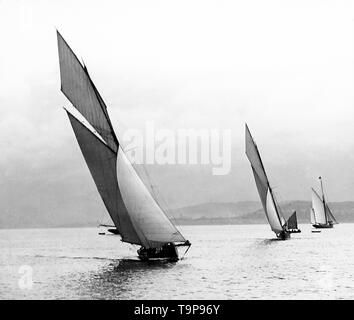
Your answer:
(319, 176), (328, 224)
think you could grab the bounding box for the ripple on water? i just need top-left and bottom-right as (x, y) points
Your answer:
(1, 224), (354, 299)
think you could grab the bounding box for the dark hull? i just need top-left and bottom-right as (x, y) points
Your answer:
(276, 230), (291, 240)
(312, 223), (333, 229)
(107, 228), (120, 234)
(137, 243), (179, 262)
(288, 229), (301, 233)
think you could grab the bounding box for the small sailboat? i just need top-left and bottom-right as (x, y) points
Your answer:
(245, 124), (300, 239)
(286, 211), (301, 233)
(57, 31), (191, 261)
(98, 224), (120, 235)
(310, 177), (338, 229)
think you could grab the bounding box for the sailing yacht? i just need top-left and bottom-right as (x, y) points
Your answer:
(286, 211), (301, 233)
(310, 177), (338, 229)
(57, 31), (191, 261)
(245, 124), (301, 239)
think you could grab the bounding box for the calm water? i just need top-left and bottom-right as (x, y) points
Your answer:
(1, 224), (354, 299)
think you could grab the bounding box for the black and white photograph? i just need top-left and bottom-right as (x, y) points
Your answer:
(0, 0), (354, 306)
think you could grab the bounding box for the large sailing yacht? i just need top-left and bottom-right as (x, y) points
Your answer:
(57, 31), (191, 261)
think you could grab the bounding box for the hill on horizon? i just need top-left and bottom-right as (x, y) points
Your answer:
(170, 200), (354, 225)
(1, 200), (354, 229)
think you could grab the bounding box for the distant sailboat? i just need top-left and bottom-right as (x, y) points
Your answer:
(310, 177), (338, 229)
(245, 124), (301, 239)
(286, 211), (301, 233)
(57, 31), (191, 261)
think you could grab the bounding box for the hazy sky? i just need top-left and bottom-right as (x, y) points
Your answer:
(0, 0), (353, 222)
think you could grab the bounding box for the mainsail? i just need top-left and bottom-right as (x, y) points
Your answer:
(245, 124), (285, 234)
(58, 31), (186, 249)
(311, 188), (327, 224)
(66, 110), (140, 245)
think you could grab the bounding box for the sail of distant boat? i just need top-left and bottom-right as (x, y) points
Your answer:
(310, 208), (316, 225)
(245, 124), (292, 239)
(326, 204), (338, 224)
(287, 211), (296, 229)
(310, 177), (338, 228)
(57, 31), (190, 259)
(311, 188), (327, 225)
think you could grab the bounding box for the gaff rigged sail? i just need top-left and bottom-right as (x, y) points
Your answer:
(59, 31), (186, 248)
(245, 124), (285, 234)
(311, 178), (338, 226)
(66, 111), (141, 245)
(286, 211), (298, 230)
(311, 188), (327, 225)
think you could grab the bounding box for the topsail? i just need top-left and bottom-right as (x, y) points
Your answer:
(57, 31), (187, 252)
(57, 31), (118, 153)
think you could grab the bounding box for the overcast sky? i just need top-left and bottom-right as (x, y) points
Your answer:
(0, 0), (353, 223)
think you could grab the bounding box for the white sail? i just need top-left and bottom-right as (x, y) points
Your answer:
(311, 188), (327, 224)
(117, 148), (186, 247)
(58, 31), (186, 249)
(266, 188), (284, 233)
(245, 124), (286, 234)
(310, 208), (316, 224)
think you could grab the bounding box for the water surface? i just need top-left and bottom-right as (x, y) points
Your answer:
(1, 224), (353, 299)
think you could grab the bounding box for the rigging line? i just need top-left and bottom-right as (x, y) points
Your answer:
(120, 140), (175, 222)
(118, 144), (158, 199)
(140, 165), (182, 237)
(118, 146), (175, 231)
(273, 189), (286, 216)
(140, 163), (173, 218)
(180, 244), (192, 260)
(97, 206), (107, 226)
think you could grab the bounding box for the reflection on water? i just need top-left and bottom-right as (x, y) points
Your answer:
(1, 224), (354, 299)
(83, 259), (178, 299)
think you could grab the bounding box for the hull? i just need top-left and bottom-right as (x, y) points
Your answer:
(107, 228), (120, 234)
(137, 243), (179, 261)
(312, 223), (333, 229)
(288, 229), (301, 233)
(276, 230), (291, 240)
